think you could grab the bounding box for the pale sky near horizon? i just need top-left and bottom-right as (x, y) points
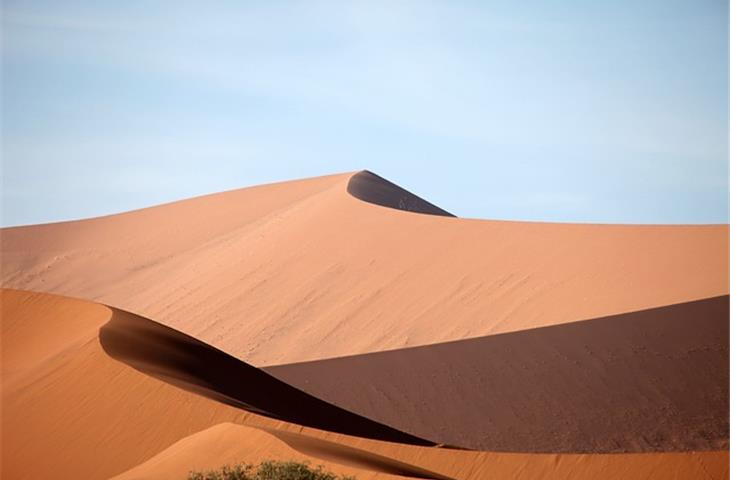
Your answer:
(2, 0), (727, 226)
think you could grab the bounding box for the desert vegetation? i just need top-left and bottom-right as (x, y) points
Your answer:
(187, 460), (355, 480)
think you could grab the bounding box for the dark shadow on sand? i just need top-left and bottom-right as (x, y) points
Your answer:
(347, 170), (456, 217)
(99, 312), (437, 447)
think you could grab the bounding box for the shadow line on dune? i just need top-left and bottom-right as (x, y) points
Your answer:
(252, 425), (456, 479)
(267, 295), (730, 453)
(98, 310), (438, 448)
(347, 170), (456, 217)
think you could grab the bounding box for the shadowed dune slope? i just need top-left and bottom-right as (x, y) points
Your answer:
(3, 289), (729, 480)
(267, 296), (730, 453)
(113, 423), (452, 480)
(2, 172), (726, 365)
(113, 423), (730, 480)
(0, 288), (426, 480)
(1, 289), (435, 479)
(2, 289), (249, 480)
(346, 170), (455, 216)
(99, 307), (434, 446)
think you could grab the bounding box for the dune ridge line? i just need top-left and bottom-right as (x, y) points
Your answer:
(1, 171), (726, 367)
(346, 170), (456, 217)
(98, 304), (438, 447)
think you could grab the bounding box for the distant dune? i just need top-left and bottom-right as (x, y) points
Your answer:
(2, 171), (726, 366)
(346, 170), (456, 216)
(1, 171), (728, 479)
(2, 289), (253, 480)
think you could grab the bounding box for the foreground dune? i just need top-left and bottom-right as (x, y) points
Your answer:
(1, 288), (432, 479)
(112, 423), (447, 480)
(3, 289), (728, 480)
(112, 423), (730, 480)
(2, 171), (727, 366)
(3, 289), (249, 479)
(98, 298), (433, 446)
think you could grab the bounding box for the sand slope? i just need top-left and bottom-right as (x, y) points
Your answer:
(1, 171), (727, 366)
(267, 296), (730, 452)
(2, 289), (249, 479)
(98, 303), (433, 446)
(111, 423), (447, 480)
(4, 289), (728, 480)
(112, 423), (730, 480)
(2, 172), (728, 479)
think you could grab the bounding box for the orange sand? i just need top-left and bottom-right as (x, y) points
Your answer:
(2, 289), (727, 480)
(113, 423), (729, 480)
(1, 172), (727, 366)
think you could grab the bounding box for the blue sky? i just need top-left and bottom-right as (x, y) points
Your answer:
(2, 0), (727, 226)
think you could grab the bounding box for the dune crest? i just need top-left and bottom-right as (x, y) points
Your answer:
(113, 423), (730, 480)
(3, 171), (729, 479)
(113, 423), (453, 480)
(3, 289), (729, 480)
(1, 289), (435, 478)
(2, 171), (726, 366)
(99, 308), (434, 446)
(346, 170), (455, 217)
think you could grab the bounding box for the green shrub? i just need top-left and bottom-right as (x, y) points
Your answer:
(187, 460), (355, 480)
(188, 463), (253, 480)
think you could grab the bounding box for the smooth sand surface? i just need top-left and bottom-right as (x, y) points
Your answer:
(267, 296), (730, 452)
(98, 305), (433, 446)
(113, 423), (730, 480)
(2, 171), (728, 478)
(112, 423), (448, 480)
(4, 289), (728, 480)
(2, 171), (727, 365)
(2, 289), (248, 480)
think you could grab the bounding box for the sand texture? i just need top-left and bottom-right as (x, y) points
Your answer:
(2, 171), (728, 479)
(3, 289), (728, 480)
(1, 171), (727, 366)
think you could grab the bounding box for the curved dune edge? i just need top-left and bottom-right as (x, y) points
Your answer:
(113, 423), (730, 480)
(267, 295), (730, 453)
(98, 307), (435, 447)
(2, 172), (727, 365)
(260, 427), (454, 479)
(346, 170), (455, 217)
(112, 423), (453, 480)
(2, 289), (250, 480)
(3, 289), (729, 480)
(1, 288), (426, 480)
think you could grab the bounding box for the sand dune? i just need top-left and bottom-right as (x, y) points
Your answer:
(3, 289), (728, 480)
(112, 423), (730, 480)
(2, 171), (728, 479)
(1, 289), (436, 479)
(346, 170), (455, 217)
(268, 296), (729, 452)
(112, 423), (450, 480)
(2, 289), (249, 480)
(113, 422), (730, 480)
(1, 171), (726, 366)
(99, 305), (433, 446)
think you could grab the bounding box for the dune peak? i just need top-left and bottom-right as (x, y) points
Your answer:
(347, 170), (456, 217)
